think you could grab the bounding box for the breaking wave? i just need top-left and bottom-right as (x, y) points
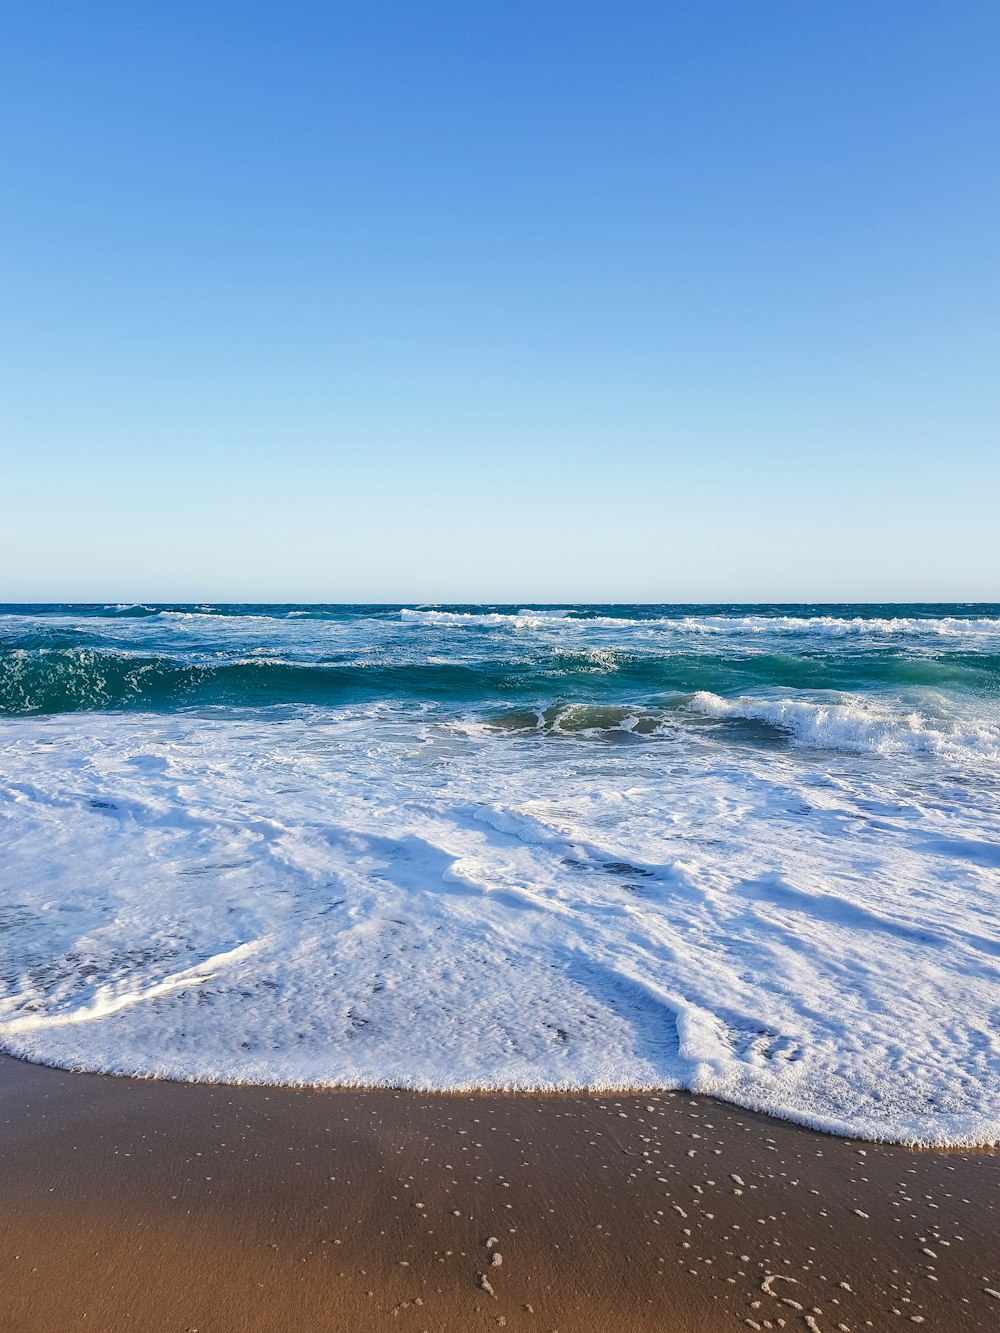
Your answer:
(689, 690), (1000, 761)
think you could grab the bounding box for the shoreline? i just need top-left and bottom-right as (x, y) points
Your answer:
(2, 1051), (998, 1153)
(1, 1054), (997, 1331)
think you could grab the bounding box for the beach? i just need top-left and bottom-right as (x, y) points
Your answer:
(6, 0), (1000, 1322)
(1, 1054), (997, 1332)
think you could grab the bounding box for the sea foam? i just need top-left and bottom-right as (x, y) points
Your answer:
(1, 702), (998, 1146)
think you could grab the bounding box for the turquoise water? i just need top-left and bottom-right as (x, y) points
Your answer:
(3, 603), (999, 719)
(1, 605), (998, 1143)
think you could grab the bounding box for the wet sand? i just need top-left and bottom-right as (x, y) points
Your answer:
(0, 1055), (997, 1332)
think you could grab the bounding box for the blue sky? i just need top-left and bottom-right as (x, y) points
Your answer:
(2, 1), (998, 601)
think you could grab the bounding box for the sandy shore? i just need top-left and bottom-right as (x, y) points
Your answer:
(0, 1055), (996, 1332)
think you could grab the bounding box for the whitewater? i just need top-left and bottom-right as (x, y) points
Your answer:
(1, 604), (998, 1145)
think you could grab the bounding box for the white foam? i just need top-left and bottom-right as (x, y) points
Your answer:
(1, 705), (998, 1145)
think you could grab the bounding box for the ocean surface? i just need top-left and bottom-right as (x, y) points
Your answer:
(1, 603), (998, 1145)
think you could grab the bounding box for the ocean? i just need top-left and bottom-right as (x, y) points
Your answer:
(1, 603), (998, 1145)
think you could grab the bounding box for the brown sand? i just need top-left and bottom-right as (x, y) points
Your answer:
(0, 1054), (997, 1332)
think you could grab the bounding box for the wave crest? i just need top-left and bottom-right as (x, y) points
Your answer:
(690, 690), (1000, 760)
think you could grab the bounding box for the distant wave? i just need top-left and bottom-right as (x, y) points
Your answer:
(402, 607), (1000, 638)
(5, 603), (999, 630)
(103, 603), (161, 617)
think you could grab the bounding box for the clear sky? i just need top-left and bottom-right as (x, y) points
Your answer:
(2, 1), (998, 602)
